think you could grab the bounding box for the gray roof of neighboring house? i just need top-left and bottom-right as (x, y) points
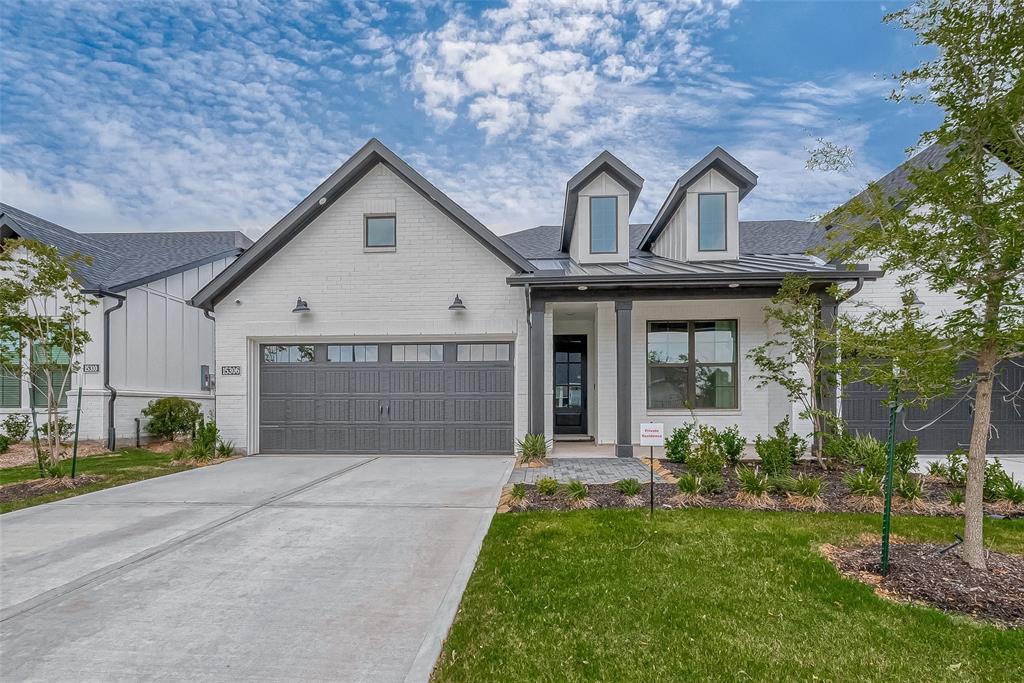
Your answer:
(0, 202), (251, 292)
(502, 220), (823, 261)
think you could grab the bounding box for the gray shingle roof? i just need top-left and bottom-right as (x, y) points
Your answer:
(0, 202), (251, 291)
(501, 220), (821, 260)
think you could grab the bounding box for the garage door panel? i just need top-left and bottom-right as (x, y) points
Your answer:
(260, 342), (513, 454)
(843, 361), (1022, 454)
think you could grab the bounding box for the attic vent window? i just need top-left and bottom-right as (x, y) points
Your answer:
(698, 193), (726, 251)
(589, 196), (617, 254)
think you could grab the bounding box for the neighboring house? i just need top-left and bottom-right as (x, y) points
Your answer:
(191, 139), (875, 456)
(817, 144), (1023, 454)
(0, 203), (251, 447)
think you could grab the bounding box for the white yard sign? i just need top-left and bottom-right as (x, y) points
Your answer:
(639, 422), (665, 447)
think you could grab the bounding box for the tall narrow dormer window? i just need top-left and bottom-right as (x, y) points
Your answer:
(697, 193), (727, 251)
(589, 196), (617, 253)
(365, 215), (396, 248)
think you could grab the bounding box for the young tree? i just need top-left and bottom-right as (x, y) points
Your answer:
(0, 238), (94, 474)
(748, 274), (855, 466)
(820, 0), (1024, 569)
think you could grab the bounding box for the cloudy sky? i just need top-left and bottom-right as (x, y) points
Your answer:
(0, 0), (940, 238)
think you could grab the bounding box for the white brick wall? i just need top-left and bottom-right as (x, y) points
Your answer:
(212, 163), (528, 453)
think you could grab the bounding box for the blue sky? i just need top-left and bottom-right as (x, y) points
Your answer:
(0, 1), (940, 238)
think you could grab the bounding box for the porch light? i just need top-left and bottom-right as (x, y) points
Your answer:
(448, 294), (466, 310)
(292, 298), (310, 313)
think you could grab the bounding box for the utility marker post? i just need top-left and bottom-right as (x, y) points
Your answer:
(640, 423), (665, 518)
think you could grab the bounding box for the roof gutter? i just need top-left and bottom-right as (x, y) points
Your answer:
(506, 267), (882, 288)
(85, 290), (127, 450)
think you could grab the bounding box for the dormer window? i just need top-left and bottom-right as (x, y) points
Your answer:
(697, 193), (726, 251)
(589, 196), (617, 253)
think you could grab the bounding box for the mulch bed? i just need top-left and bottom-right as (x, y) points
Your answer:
(824, 542), (1024, 628)
(0, 474), (105, 504)
(507, 461), (1023, 518)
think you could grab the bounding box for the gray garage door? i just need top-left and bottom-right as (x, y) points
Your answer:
(843, 361), (1023, 454)
(259, 342), (514, 454)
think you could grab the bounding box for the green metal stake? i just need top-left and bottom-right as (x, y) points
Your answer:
(71, 386), (83, 479)
(880, 383), (899, 576)
(30, 405), (44, 478)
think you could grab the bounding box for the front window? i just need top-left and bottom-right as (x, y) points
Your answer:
(647, 320), (737, 409)
(391, 343), (443, 362)
(589, 196), (617, 253)
(456, 343), (510, 362)
(1, 334), (21, 408)
(697, 193), (726, 251)
(365, 215), (396, 248)
(31, 343), (69, 408)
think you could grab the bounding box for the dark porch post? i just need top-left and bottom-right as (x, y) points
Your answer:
(615, 299), (633, 457)
(528, 296), (545, 435)
(817, 292), (839, 418)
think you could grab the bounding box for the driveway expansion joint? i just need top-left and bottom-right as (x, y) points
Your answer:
(0, 456), (377, 623)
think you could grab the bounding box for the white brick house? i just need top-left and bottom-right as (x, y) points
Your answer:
(192, 139), (877, 457)
(0, 204), (250, 446)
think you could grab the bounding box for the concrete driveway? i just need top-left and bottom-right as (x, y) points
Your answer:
(0, 454), (513, 682)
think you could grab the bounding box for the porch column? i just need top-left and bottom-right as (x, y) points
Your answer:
(615, 299), (633, 457)
(817, 292), (839, 417)
(528, 296), (545, 435)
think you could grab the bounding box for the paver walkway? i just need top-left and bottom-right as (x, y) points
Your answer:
(508, 457), (666, 484)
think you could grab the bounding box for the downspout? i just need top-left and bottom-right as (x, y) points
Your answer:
(203, 309), (215, 322)
(102, 292), (127, 450)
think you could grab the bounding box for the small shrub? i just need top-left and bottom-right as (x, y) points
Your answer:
(510, 482), (527, 500)
(664, 423), (695, 463)
(616, 478), (642, 496)
(925, 460), (947, 477)
(997, 478), (1024, 506)
(674, 472), (707, 507)
(822, 432), (857, 463)
(700, 473), (725, 494)
(795, 474), (824, 498)
(893, 438), (919, 477)
(735, 466), (775, 509)
(0, 435), (9, 453)
(947, 488), (965, 506)
(216, 440), (235, 458)
(944, 449), (968, 487)
(787, 474), (826, 511)
(2, 414), (30, 442)
(984, 458), (1011, 502)
(715, 425), (746, 467)
(768, 475), (796, 494)
(516, 433), (550, 464)
(43, 459), (67, 478)
(754, 428), (796, 478)
(844, 470), (883, 497)
(188, 415), (220, 461)
(142, 397), (201, 440)
(563, 480), (594, 509)
(536, 477), (559, 496)
(38, 416), (74, 441)
(894, 475), (926, 511)
(849, 433), (888, 477)
(688, 424), (726, 478)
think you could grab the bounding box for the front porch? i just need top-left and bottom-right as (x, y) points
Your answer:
(526, 286), (823, 458)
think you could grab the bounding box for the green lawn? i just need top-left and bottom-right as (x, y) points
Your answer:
(0, 448), (202, 513)
(434, 509), (1023, 683)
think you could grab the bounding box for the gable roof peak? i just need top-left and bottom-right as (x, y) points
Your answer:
(559, 149), (644, 252)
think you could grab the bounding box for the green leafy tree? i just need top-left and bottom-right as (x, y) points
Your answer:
(818, 0), (1024, 569)
(0, 238), (94, 473)
(747, 274), (855, 465)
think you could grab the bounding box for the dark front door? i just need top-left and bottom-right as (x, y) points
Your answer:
(553, 335), (587, 435)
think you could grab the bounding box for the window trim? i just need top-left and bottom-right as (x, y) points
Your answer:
(588, 195), (618, 254)
(646, 319), (739, 411)
(697, 192), (727, 252)
(364, 214), (397, 249)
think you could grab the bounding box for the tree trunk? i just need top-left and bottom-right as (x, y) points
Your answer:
(962, 344), (997, 570)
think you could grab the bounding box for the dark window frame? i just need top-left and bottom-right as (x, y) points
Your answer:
(1, 333), (22, 408)
(697, 192), (727, 252)
(646, 319), (739, 410)
(30, 342), (70, 409)
(589, 195), (618, 254)
(326, 344), (379, 363)
(364, 214), (397, 248)
(262, 344), (315, 364)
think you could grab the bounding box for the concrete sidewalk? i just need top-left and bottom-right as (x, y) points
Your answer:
(0, 454), (513, 682)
